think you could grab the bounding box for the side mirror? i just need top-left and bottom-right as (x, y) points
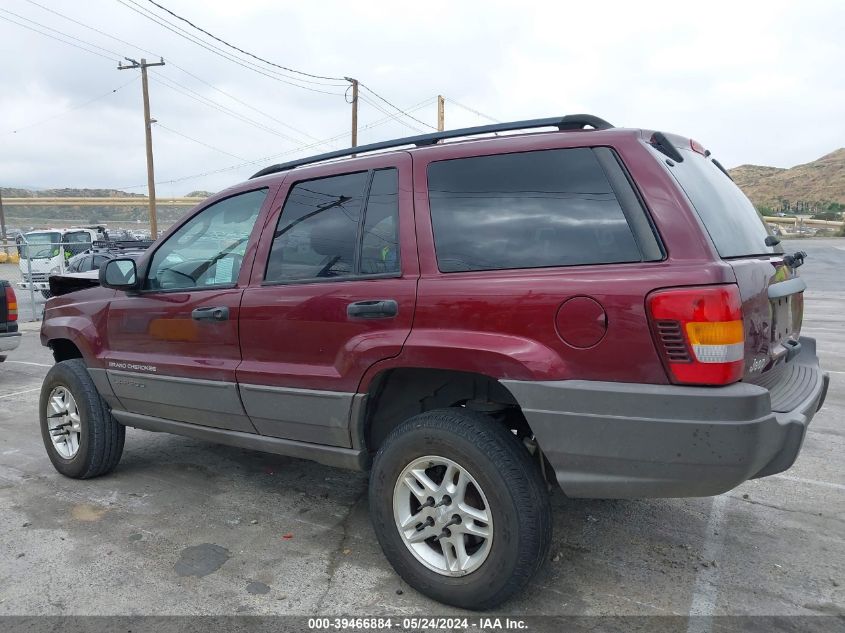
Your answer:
(100, 258), (139, 291)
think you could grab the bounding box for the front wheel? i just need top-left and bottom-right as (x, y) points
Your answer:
(369, 408), (551, 610)
(39, 359), (125, 479)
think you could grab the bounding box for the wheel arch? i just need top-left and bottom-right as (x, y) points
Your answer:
(360, 367), (534, 454)
(41, 317), (102, 366)
(49, 338), (84, 363)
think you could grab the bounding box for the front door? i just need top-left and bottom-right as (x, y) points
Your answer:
(104, 187), (273, 432)
(237, 155), (417, 446)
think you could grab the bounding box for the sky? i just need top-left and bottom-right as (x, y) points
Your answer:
(1, 0), (843, 195)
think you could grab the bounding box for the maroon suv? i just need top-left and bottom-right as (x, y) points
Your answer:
(39, 115), (828, 609)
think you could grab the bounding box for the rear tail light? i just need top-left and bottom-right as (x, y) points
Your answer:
(5, 286), (17, 322)
(648, 285), (744, 385)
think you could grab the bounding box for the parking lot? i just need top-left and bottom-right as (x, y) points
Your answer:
(0, 239), (842, 620)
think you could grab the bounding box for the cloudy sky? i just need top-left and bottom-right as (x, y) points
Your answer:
(1, 0), (843, 195)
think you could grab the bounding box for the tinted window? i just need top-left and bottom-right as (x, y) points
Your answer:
(92, 255), (111, 269)
(67, 256), (86, 272)
(265, 172), (369, 281)
(427, 148), (641, 272)
(145, 189), (266, 290)
(360, 169), (400, 275)
(662, 148), (780, 258)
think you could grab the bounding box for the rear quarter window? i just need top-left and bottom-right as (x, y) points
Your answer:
(427, 148), (643, 272)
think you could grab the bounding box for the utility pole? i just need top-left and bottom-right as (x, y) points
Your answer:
(437, 95), (445, 132)
(119, 57), (165, 238)
(345, 77), (359, 149)
(0, 188), (7, 256)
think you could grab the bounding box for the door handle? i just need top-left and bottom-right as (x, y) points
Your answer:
(347, 299), (399, 319)
(191, 306), (229, 321)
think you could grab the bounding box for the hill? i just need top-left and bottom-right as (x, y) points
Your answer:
(729, 148), (845, 213)
(1, 187), (146, 199)
(1, 187), (209, 198)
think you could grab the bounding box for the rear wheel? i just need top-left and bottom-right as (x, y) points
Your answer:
(369, 408), (551, 610)
(39, 359), (125, 479)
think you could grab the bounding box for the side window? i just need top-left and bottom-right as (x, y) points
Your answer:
(145, 188), (267, 291)
(427, 148), (642, 272)
(265, 169), (399, 282)
(360, 169), (400, 274)
(92, 255), (110, 269)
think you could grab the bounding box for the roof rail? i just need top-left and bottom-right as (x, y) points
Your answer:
(250, 114), (613, 179)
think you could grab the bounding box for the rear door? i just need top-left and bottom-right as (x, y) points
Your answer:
(237, 154), (417, 447)
(104, 187), (273, 432)
(659, 146), (803, 379)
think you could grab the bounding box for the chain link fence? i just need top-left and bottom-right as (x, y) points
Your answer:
(0, 234), (95, 322)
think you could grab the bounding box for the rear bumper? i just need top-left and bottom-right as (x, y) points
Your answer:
(0, 331), (22, 354)
(502, 336), (828, 498)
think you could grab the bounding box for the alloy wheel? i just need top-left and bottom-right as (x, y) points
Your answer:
(392, 455), (493, 576)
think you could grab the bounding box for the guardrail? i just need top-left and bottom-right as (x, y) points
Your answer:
(766, 216), (844, 228)
(3, 197), (203, 206)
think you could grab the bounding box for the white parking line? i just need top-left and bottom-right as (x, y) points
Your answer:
(3, 360), (51, 368)
(0, 386), (41, 399)
(686, 494), (729, 633)
(773, 474), (845, 491)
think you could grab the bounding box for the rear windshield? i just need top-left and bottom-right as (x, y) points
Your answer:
(661, 147), (780, 258)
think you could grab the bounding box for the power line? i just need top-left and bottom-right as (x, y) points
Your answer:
(116, 97), (438, 190)
(114, 0), (346, 95)
(17, 0), (434, 139)
(154, 122), (249, 161)
(150, 75), (304, 145)
(168, 64), (318, 142)
(5, 77), (138, 135)
(358, 83), (438, 131)
(445, 98), (501, 123)
(0, 7), (121, 58)
(22, 0), (158, 56)
(359, 95), (426, 134)
(20, 0), (317, 143)
(143, 0), (346, 82)
(0, 11), (118, 62)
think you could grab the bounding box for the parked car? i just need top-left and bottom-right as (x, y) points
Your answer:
(37, 116), (828, 609)
(64, 240), (152, 274)
(0, 280), (20, 361)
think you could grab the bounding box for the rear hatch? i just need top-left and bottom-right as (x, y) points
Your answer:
(657, 141), (804, 383)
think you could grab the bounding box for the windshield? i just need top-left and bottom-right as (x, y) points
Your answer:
(22, 232), (61, 259)
(660, 147), (782, 258)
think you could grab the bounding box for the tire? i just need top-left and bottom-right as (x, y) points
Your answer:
(39, 359), (125, 479)
(369, 408), (552, 610)
(41, 289), (52, 300)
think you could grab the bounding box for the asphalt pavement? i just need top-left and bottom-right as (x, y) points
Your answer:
(0, 239), (842, 622)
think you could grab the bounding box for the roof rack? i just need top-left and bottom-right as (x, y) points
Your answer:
(250, 114), (613, 179)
